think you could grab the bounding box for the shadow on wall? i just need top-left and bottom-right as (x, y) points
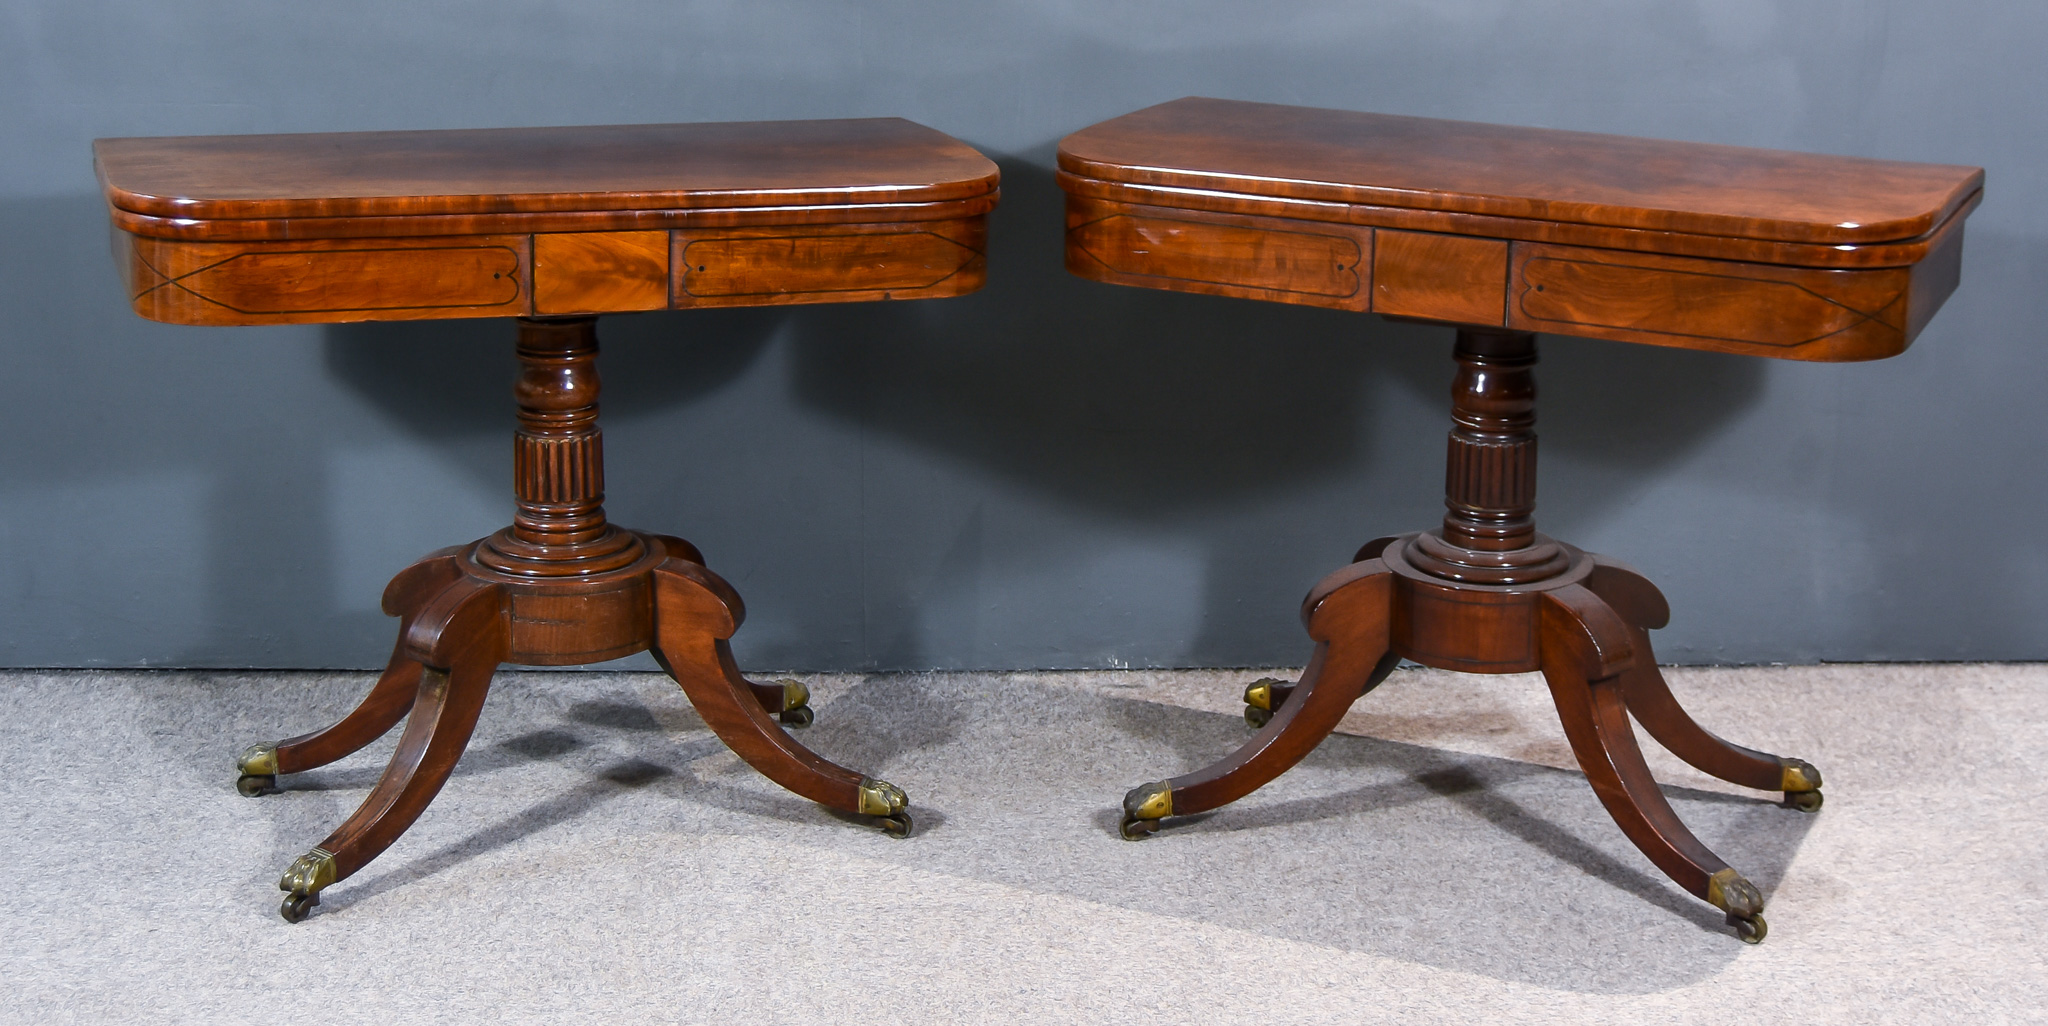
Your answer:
(776, 154), (1769, 664)
(1518, 331), (1770, 534)
(791, 156), (1767, 517)
(323, 304), (792, 497)
(788, 157), (1418, 519)
(1801, 228), (2048, 660)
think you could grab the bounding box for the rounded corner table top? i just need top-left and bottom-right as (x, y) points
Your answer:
(1057, 96), (1981, 249)
(97, 117), (1000, 326)
(95, 118), (1000, 227)
(1056, 98), (1981, 363)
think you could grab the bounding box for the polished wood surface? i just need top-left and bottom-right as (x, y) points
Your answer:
(103, 194), (998, 243)
(1506, 239), (1945, 359)
(103, 118), (997, 326)
(96, 118), (999, 222)
(1059, 171), (1973, 270)
(1373, 229), (1507, 326)
(1060, 102), (1978, 361)
(1066, 205), (1372, 310)
(105, 129), (994, 325)
(532, 231), (670, 315)
(119, 217), (990, 325)
(1064, 193), (1968, 360)
(670, 216), (987, 310)
(103, 119), (974, 920)
(1068, 102), (1957, 942)
(1060, 97), (1981, 246)
(119, 233), (533, 325)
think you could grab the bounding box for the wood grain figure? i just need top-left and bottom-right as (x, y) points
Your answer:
(533, 231), (669, 315)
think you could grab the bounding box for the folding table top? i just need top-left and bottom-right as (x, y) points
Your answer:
(98, 118), (999, 325)
(1059, 97), (1980, 258)
(1058, 98), (1981, 361)
(97, 118), (1001, 240)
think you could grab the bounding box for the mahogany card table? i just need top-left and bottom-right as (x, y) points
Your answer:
(1061, 97), (1981, 942)
(97, 119), (998, 921)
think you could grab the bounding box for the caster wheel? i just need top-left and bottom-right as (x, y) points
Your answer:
(1119, 814), (1159, 841)
(1785, 790), (1823, 813)
(879, 812), (913, 839)
(237, 774), (279, 797)
(1730, 912), (1767, 944)
(1244, 706), (1272, 729)
(779, 705), (815, 728)
(280, 892), (319, 923)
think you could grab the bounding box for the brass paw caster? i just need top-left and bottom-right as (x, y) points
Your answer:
(236, 743), (281, 797)
(773, 679), (814, 728)
(1242, 677), (1288, 729)
(277, 847), (336, 924)
(1707, 868), (1767, 944)
(858, 778), (912, 839)
(1120, 780), (1172, 840)
(1780, 758), (1823, 813)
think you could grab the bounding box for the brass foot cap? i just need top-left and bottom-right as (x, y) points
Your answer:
(1123, 781), (1173, 822)
(1243, 678), (1285, 712)
(1779, 757), (1823, 793)
(773, 678), (811, 713)
(237, 743), (279, 777)
(1705, 868), (1763, 919)
(279, 847), (338, 899)
(1119, 782), (1173, 841)
(857, 778), (908, 817)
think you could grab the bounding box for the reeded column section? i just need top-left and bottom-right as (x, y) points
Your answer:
(517, 434), (603, 506)
(1408, 328), (1569, 584)
(511, 318), (606, 544)
(1442, 329), (1538, 551)
(476, 317), (643, 576)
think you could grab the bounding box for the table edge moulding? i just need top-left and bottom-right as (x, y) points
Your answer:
(97, 117), (1000, 922)
(1061, 96), (1982, 944)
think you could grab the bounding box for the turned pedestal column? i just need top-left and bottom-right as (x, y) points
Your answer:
(235, 318), (910, 922)
(1120, 329), (1822, 944)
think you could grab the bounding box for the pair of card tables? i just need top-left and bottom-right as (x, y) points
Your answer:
(96, 98), (1980, 939)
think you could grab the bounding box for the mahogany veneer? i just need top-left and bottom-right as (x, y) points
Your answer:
(1062, 97), (1977, 362)
(98, 118), (999, 922)
(1064, 97), (1981, 943)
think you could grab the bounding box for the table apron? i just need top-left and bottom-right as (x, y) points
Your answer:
(115, 217), (990, 325)
(1063, 195), (1962, 361)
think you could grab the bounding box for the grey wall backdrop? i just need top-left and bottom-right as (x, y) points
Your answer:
(3, 1), (2043, 670)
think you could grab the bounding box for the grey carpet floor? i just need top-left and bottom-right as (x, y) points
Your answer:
(2, 663), (2042, 1024)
